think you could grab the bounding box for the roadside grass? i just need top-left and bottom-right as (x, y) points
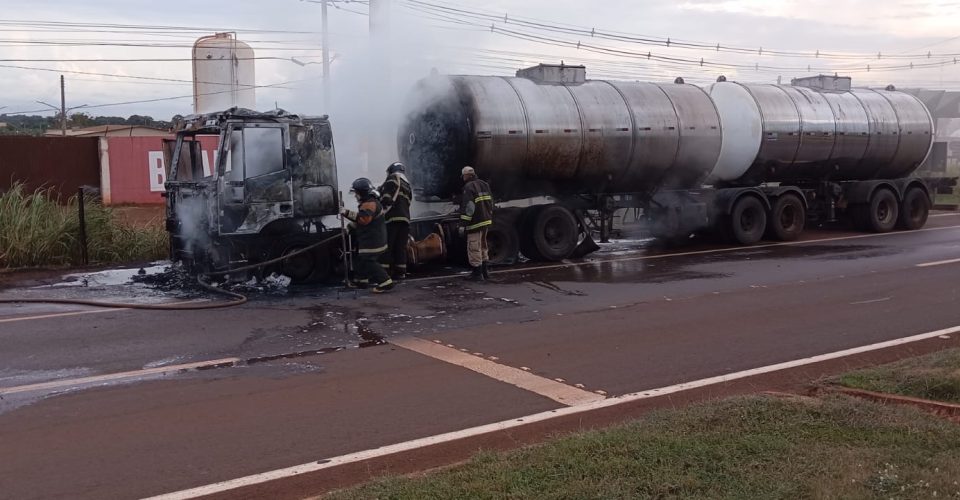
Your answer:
(328, 395), (960, 500)
(0, 182), (168, 268)
(838, 348), (960, 404)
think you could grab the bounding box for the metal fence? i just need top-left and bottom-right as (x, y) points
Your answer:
(0, 136), (100, 198)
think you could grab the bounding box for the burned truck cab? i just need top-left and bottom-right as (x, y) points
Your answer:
(164, 108), (342, 282)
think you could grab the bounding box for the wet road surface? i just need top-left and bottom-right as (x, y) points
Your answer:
(1, 214), (960, 499)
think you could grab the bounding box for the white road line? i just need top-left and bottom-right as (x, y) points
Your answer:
(0, 357), (242, 396)
(916, 257), (960, 268)
(391, 337), (604, 406)
(144, 324), (960, 500)
(0, 308), (120, 324)
(930, 213), (960, 217)
(405, 223), (960, 282)
(0, 300), (208, 324)
(849, 297), (892, 305)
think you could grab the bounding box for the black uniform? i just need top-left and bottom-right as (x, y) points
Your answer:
(379, 172), (413, 277)
(344, 193), (392, 289)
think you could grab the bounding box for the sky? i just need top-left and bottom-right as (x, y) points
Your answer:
(2, 0), (959, 175)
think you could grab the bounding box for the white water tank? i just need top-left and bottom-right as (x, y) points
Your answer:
(193, 33), (256, 114)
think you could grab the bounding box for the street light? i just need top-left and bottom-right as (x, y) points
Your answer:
(36, 101), (88, 136)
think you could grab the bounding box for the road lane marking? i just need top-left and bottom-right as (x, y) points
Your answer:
(0, 308), (120, 324)
(0, 300), (209, 324)
(145, 324), (960, 500)
(405, 223), (960, 282)
(0, 357), (242, 396)
(390, 336), (604, 406)
(916, 257), (960, 268)
(849, 297), (892, 305)
(930, 213), (960, 217)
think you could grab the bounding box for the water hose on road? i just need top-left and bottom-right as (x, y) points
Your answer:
(0, 232), (345, 311)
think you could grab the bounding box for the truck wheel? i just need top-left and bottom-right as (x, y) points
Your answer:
(528, 204), (579, 261)
(486, 223), (520, 266)
(766, 194), (805, 241)
(272, 237), (331, 284)
(728, 196), (767, 245)
(896, 187), (930, 230)
(864, 188), (899, 233)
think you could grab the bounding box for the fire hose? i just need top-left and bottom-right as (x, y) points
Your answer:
(0, 230), (347, 311)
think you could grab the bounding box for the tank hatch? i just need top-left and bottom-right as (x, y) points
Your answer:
(517, 63), (586, 84)
(791, 74), (852, 91)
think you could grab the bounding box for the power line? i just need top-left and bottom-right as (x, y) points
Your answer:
(398, 3), (960, 76)
(0, 63), (321, 87)
(404, 0), (960, 62)
(2, 76), (320, 116)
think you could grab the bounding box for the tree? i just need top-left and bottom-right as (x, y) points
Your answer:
(68, 112), (93, 128)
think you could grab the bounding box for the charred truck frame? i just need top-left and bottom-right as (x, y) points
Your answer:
(164, 109), (344, 283)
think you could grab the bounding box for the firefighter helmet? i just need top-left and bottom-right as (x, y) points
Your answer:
(350, 177), (375, 196)
(387, 162), (405, 174)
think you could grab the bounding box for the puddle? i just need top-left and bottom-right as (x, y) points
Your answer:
(34, 263), (169, 289)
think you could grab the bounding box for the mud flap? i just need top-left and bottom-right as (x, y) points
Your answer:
(570, 232), (600, 258)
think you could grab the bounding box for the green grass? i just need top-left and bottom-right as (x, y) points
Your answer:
(838, 348), (960, 404)
(0, 182), (168, 268)
(328, 395), (960, 500)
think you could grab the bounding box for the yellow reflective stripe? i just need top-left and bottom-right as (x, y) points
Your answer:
(387, 217), (410, 223)
(377, 278), (394, 288)
(474, 195), (492, 203)
(460, 214), (472, 221)
(466, 220), (492, 230)
(359, 245), (388, 254)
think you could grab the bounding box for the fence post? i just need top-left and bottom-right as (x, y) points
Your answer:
(77, 187), (89, 265)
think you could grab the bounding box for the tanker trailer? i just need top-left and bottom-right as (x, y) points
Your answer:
(399, 64), (934, 264)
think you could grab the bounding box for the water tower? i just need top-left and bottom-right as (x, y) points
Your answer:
(192, 33), (256, 114)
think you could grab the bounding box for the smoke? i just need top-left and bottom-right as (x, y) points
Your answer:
(172, 193), (213, 259)
(280, 5), (483, 215)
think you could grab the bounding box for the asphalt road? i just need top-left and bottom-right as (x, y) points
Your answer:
(2, 214), (960, 499)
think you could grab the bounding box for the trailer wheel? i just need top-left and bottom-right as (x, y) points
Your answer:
(766, 194), (805, 241)
(863, 188), (899, 233)
(522, 205), (579, 261)
(728, 196), (767, 245)
(896, 187), (930, 230)
(486, 222), (520, 266)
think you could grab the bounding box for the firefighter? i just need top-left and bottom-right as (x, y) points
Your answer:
(459, 166), (494, 281)
(340, 178), (393, 293)
(379, 161), (413, 280)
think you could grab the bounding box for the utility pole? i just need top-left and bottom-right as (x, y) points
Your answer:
(322, 0), (331, 111)
(60, 75), (67, 136)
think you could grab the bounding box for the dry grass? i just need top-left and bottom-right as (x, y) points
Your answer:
(0, 182), (168, 268)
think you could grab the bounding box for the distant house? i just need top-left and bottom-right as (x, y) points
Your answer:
(44, 125), (170, 137)
(0, 122), (7, 128)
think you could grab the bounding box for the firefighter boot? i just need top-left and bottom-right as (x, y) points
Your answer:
(481, 262), (491, 280)
(467, 266), (484, 281)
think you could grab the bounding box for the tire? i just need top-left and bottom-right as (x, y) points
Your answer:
(527, 204), (579, 261)
(864, 188), (899, 233)
(766, 194), (806, 241)
(896, 187), (930, 230)
(486, 221), (520, 266)
(518, 205), (545, 261)
(270, 236), (332, 284)
(727, 195), (767, 245)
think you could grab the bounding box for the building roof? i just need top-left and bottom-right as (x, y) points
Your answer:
(43, 125), (170, 137)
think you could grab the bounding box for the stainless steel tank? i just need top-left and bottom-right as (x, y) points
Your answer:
(400, 66), (934, 200)
(399, 68), (722, 199)
(707, 82), (934, 184)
